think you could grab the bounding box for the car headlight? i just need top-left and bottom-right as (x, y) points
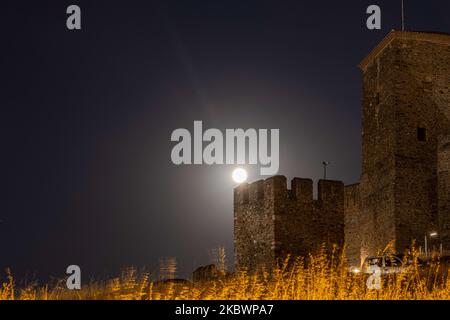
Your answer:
(351, 267), (361, 274)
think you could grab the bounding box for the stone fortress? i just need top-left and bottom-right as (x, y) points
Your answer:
(234, 31), (450, 270)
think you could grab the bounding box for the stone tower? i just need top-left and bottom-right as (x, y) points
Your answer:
(347, 31), (450, 265)
(438, 135), (450, 248)
(234, 31), (450, 271)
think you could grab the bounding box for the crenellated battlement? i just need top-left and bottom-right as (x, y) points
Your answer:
(234, 176), (344, 206)
(291, 178), (313, 202)
(234, 175), (345, 271)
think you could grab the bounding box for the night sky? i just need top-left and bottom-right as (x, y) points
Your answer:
(1, 0), (449, 280)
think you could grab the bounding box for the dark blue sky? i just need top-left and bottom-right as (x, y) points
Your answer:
(1, 0), (449, 280)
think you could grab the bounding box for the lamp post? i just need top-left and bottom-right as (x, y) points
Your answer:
(425, 232), (438, 257)
(322, 161), (330, 180)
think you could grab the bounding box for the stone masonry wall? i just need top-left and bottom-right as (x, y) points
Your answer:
(234, 179), (275, 272)
(360, 32), (450, 259)
(392, 36), (450, 251)
(438, 135), (450, 248)
(234, 31), (450, 272)
(234, 176), (344, 271)
(360, 37), (399, 259)
(344, 184), (362, 267)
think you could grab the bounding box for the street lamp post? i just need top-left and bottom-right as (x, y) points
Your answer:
(425, 232), (438, 257)
(322, 161), (330, 180)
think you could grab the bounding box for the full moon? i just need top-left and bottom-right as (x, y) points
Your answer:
(232, 168), (248, 184)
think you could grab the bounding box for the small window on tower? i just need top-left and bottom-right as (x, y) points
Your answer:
(417, 127), (427, 142)
(375, 93), (380, 105)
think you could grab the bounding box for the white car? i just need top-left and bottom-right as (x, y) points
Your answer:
(361, 255), (406, 275)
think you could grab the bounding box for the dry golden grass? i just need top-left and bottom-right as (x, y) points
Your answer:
(2, 247), (450, 300)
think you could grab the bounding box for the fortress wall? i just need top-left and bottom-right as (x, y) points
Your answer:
(234, 32), (450, 272)
(316, 180), (345, 249)
(291, 178), (313, 203)
(234, 179), (275, 271)
(344, 183), (362, 267)
(391, 37), (450, 251)
(438, 135), (450, 248)
(359, 34), (450, 257)
(360, 40), (399, 258)
(234, 176), (345, 271)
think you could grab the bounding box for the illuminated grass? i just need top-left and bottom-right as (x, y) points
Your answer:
(2, 247), (450, 300)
